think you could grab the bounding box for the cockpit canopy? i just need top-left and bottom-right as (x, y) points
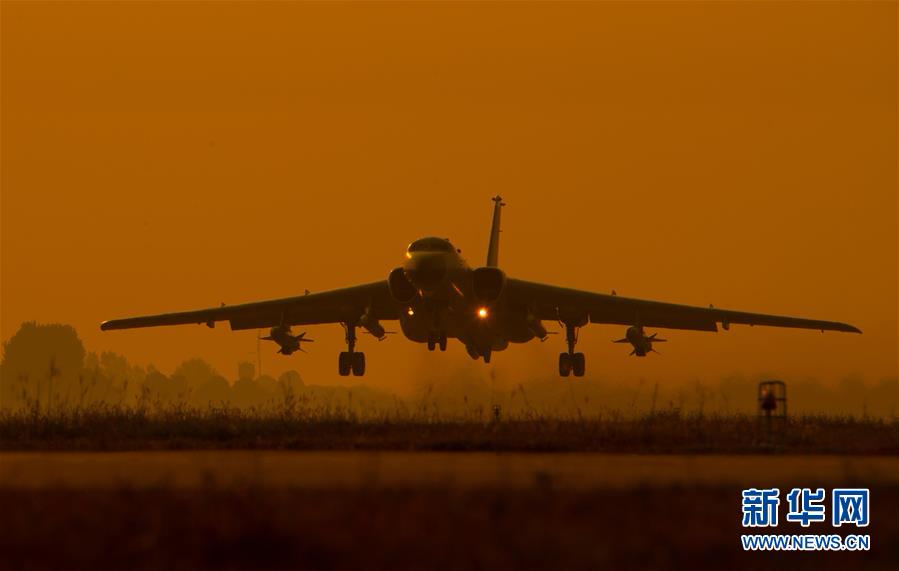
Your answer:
(407, 237), (455, 254)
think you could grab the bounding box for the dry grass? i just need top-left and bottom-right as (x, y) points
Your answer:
(1, 405), (896, 453)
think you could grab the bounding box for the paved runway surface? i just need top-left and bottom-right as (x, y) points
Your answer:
(2, 451), (897, 490)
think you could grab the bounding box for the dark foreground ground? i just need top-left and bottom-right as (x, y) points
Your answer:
(2, 451), (897, 570)
(2, 412), (896, 569)
(3, 486), (897, 570)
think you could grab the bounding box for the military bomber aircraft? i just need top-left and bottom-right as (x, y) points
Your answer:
(101, 197), (860, 377)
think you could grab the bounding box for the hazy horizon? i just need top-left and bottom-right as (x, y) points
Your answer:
(2, 1), (896, 394)
(2, 321), (896, 418)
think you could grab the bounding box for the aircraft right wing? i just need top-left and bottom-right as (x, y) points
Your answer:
(101, 281), (400, 331)
(505, 278), (861, 333)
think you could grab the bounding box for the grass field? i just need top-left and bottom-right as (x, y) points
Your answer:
(1, 406), (896, 453)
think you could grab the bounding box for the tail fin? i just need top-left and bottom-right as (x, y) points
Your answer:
(486, 196), (505, 267)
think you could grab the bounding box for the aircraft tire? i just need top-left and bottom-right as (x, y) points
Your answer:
(439, 334), (447, 351)
(338, 352), (352, 376)
(352, 352), (365, 376)
(558, 353), (572, 377)
(572, 352), (586, 377)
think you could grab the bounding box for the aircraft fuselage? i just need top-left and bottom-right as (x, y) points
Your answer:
(397, 238), (535, 362)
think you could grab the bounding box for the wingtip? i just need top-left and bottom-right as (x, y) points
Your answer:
(838, 323), (862, 334)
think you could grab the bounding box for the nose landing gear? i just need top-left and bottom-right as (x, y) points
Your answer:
(558, 322), (586, 377)
(427, 331), (448, 351)
(338, 322), (365, 376)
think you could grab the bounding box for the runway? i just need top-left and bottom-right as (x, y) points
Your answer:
(2, 451), (897, 490)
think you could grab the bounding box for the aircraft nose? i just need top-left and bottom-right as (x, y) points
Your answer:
(406, 254), (446, 289)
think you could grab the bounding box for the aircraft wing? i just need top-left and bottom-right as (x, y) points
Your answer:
(505, 278), (861, 333)
(100, 281), (399, 331)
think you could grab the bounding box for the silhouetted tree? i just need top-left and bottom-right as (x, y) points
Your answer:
(277, 370), (305, 411)
(141, 366), (188, 405)
(172, 358), (221, 406)
(232, 377), (266, 409)
(278, 370), (304, 389)
(237, 362), (255, 383)
(1, 322), (85, 411)
(193, 374), (231, 407)
(174, 358), (219, 392)
(99, 351), (146, 404)
(256, 374), (278, 400)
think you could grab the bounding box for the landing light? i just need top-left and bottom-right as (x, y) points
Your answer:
(407, 307), (415, 316)
(477, 307), (488, 319)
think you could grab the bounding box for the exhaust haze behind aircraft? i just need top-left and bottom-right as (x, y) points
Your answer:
(102, 198), (860, 377)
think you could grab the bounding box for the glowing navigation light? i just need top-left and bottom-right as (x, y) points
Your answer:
(407, 307), (415, 316)
(477, 307), (488, 319)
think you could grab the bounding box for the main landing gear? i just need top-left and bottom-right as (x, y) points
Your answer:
(338, 322), (365, 376)
(427, 331), (447, 352)
(559, 322), (586, 377)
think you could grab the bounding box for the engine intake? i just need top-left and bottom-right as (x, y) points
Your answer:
(472, 267), (506, 303)
(388, 267), (417, 303)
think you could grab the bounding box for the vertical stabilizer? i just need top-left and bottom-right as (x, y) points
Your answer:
(485, 196), (505, 267)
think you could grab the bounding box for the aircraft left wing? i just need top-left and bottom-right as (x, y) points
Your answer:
(100, 281), (399, 331)
(505, 278), (861, 333)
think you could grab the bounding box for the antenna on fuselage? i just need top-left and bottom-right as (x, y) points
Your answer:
(486, 195), (505, 267)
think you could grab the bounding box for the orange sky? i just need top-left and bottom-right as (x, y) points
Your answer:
(2, 1), (896, 394)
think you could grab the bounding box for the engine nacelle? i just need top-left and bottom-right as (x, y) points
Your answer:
(472, 267), (506, 303)
(388, 267), (417, 303)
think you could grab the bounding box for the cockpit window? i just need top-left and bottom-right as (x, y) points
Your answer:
(408, 237), (455, 253)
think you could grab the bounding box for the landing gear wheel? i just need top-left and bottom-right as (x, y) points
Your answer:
(428, 331), (447, 352)
(338, 352), (352, 376)
(558, 353), (572, 377)
(340, 322), (359, 376)
(572, 352), (585, 377)
(559, 320), (586, 378)
(351, 352), (366, 376)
